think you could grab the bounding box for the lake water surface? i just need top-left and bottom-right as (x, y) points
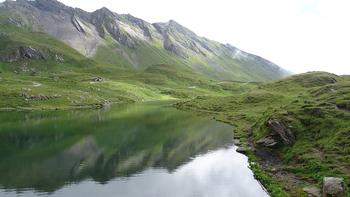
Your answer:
(0, 102), (269, 197)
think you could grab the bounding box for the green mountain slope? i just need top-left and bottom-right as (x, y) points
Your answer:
(0, 23), (236, 110)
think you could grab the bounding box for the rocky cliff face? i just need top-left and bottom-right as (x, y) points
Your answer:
(0, 0), (290, 81)
(0, 45), (64, 63)
(1, 0), (103, 57)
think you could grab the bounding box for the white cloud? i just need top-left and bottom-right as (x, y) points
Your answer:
(2, 0), (350, 74)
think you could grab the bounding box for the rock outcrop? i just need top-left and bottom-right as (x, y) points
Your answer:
(162, 34), (185, 57)
(322, 177), (344, 197)
(21, 92), (62, 101)
(337, 101), (350, 111)
(71, 15), (86, 34)
(257, 119), (295, 148)
(6, 17), (25, 27)
(267, 119), (295, 145)
(0, 46), (47, 62)
(0, 46), (64, 63)
(91, 7), (139, 48)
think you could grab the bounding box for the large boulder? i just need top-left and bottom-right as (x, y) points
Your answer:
(267, 119), (295, 145)
(257, 119), (295, 148)
(323, 177), (344, 197)
(92, 77), (104, 82)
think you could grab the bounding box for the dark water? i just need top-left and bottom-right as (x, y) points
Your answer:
(0, 102), (269, 197)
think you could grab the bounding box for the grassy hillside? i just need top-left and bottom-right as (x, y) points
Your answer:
(175, 72), (350, 196)
(0, 25), (234, 110)
(92, 35), (290, 82)
(93, 38), (187, 70)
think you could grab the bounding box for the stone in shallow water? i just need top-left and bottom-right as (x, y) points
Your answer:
(322, 177), (344, 197)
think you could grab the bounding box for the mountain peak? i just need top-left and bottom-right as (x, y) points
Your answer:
(93, 6), (115, 16)
(164, 20), (187, 30)
(168, 19), (179, 25)
(26, 0), (71, 12)
(97, 7), (111, 12)
(153, 19), (195, 37)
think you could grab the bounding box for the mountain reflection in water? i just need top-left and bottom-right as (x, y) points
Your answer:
(0, 102), (268, 197)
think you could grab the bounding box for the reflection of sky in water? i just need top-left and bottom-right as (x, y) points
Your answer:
(1, 147), (269, 197)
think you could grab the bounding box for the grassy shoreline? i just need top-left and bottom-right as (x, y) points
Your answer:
(174, 72), (350, 197)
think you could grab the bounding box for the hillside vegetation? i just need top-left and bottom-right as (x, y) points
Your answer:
(175, 72), (350, 196)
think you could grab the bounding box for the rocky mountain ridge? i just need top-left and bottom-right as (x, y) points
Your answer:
(0, 0), (290, 81)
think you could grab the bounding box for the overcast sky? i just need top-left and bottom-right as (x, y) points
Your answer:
(5, 0), (350, 74)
